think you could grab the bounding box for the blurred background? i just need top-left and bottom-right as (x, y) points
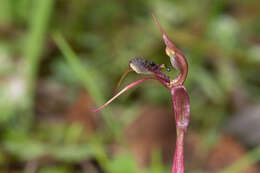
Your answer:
(0, 0), (260, 173)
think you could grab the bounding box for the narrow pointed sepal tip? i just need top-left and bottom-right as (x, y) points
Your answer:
(151, 14), (178, 54)
(92, 78), (154, 113)
(152, 13), (166, 37)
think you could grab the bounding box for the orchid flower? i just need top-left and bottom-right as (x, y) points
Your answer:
(93, 15), (190, 173)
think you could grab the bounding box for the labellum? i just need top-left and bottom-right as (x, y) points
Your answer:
(130, 57), (170, 84)
(130, 57), (161, 74)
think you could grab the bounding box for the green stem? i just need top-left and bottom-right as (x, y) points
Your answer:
(24, 0), (53, 108)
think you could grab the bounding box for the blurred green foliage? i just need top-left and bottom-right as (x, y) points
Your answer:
(0, 0), (260, 173)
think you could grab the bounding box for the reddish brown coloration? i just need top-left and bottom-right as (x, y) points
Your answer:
(171, 86), (190, 131)
(171, 86), (190, 173)
(67, 92), (97, 132)
(125, 106), (176, 167)
(152, 14), (188, 86)
(172, 129), (185, 173)
(113, 68), (133, 95)
(92, 77), (155, 112)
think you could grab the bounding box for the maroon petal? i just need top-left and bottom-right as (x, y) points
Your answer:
(92, 78), (154, 112)
(171, 86), (190, 131)
(113, 68), (133, 95)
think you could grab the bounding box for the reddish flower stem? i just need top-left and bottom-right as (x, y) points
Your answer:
(172, 129), (185, 173)
(170, 86), (190, 173)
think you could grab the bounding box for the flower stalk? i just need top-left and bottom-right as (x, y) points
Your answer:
(93, 15), (190, 173)
(172, 128), (185, 173)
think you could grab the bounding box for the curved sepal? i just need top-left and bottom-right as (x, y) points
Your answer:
(152, 14), (188, 86)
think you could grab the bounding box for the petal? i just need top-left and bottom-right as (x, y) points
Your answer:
(113, 68), (133, 95)
(92, 78), (154, 112)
